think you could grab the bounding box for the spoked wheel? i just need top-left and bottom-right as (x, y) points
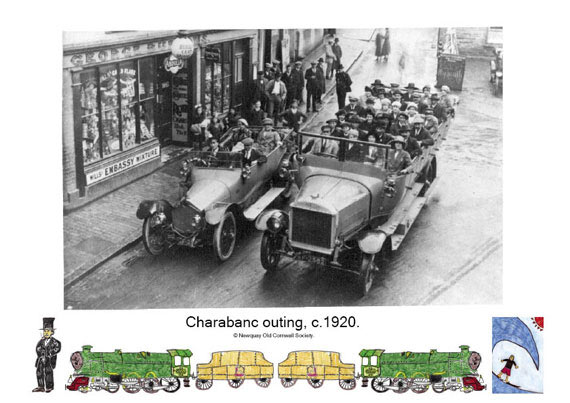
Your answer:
(308, 378), (324, 389)
(260, 231), (282, 271)
(142, 215), (166, 255)
(228, 378), (244, 388)
(357, 252), (376, 296)
(106, 383), (119, 393)
(392, 378), (410, 393)
(213, 211), (236, 261)
(432, 383), (446, 393)
(255, 377), (271, 388)
(411, 384), (429, 393)
(195, 379), (213, 390)
(161, 378), (180, 393)
(143, 378), (159, 393)
(339, 379), (357, 390)
(280, 378), (296, 388)
(122, 385), (141, 394)
(371, 378), (389, 393)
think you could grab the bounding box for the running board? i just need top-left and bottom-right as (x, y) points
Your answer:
(391, 177), (439, 250)
(243, 187), (285, 221)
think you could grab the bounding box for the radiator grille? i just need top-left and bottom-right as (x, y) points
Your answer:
(291, 208), (333, 249)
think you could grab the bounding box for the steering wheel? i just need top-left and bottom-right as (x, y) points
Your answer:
(191, 157), (209, 167)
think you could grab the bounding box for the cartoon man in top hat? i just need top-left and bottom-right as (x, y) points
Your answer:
(33, 318), (61, 393)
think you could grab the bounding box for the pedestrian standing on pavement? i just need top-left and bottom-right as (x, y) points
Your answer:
(335, 64), (352, 110)
(292, 61), (305, 105)
(282, 64), (296, 108)
(305, 62), (320, 112)
(375, 30), (384, 61)
(332, 38), (343, 76)
(380, 28), (391, 62)
(324, 39), (337, 79)
(252, 71), (269, 111)
(316, 58), (326, 104)
(265, 73), (287, 123)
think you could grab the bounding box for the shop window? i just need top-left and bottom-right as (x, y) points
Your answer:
(234, 56), (243, 84)
(204, 43), (233, 116)
(75, 56), (157, 165)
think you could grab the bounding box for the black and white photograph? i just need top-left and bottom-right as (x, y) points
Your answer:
(62, 27), (503, 309)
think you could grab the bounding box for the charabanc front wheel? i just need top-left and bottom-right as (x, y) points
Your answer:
(339, 379), (356, 390)
(260, 231), (282, 271)
(142, 215), (166, 255)
(213, 211), (237, 261)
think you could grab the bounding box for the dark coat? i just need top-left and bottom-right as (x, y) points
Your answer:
(35, 338), (61, 369)
(253, 78), (268, 102)
(387, 149), (411, 172)
(375, 33), (384, 57)
(411, 127), (434, 146)
(335, 71), (352, 92)
(316, 65), (326, 92)
(345, 143), (363, 161)
(380, 29), (391, 56)
(344, 103), (364, 116)
(241, 148), (262, 166)
(279, 108), (307, 132)
(248, 108), (265, 126)
(291, 68), (304, 89)
(305, 68), (319, 91)
(404, 137), (422, 158)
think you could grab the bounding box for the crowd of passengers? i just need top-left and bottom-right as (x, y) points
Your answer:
(193, 80), (455, 174)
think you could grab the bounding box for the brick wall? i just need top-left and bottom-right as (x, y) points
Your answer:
(455, 27), (499, 58)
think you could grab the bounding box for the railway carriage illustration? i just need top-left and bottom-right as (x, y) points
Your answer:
(278, 351), (356, 389)
(360, 345), (485, 393)
(195, 350), (273, 389)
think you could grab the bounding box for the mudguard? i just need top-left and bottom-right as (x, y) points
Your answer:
(205, 203), (233, 226)
(136, 199), (173, 220)
(358, 230), (388, 255)
(255, 209), (288, 231)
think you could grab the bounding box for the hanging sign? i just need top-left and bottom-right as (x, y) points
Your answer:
(171, 36), (195, 59)
(164, 55), (185, 74)
(204, 47), (221, 62)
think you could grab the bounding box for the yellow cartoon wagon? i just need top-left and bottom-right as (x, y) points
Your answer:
(278, 351), (356, 389)
(195, 351), (273, 389)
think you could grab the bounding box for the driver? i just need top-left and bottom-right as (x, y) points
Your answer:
(202, 138), (227, 166)
(387, 136), (412, 175)
(305, 125), (339, 156)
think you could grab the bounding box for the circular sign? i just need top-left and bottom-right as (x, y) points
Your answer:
(171, 36), (194, 59)
(164, 55), (185, 74)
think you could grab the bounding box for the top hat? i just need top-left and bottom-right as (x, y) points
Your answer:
(41, 317), (55, 330)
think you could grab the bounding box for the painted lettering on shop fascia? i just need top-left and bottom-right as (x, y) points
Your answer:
(67, 40), (172, 68)
(85, 146), (160, 185)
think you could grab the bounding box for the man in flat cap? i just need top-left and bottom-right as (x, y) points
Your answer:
(265, 72), (287, 122)
(305, 62), (320, 112)
(411, 115), (434, 147)
(344, 95), (363, 116)
(307, 125), (339, 156)
(279, 100), (307, 132)
(281, 64), (296, 108)
(241, 137), (262, 166)
(33, 318), (61, 393)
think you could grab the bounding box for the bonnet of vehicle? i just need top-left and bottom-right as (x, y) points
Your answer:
(185, 169), (237, 211)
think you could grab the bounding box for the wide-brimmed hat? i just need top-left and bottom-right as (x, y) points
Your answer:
(238, 118), (249, 126)
(391, 135), (406, 146)
(404, 82), (419, 90)
(40, 317), (55, 330)
(371, 79), (384, 87)
(406, 102), (418, 110)
(262, 118), (274, 125)
(412, 115), (425, 124)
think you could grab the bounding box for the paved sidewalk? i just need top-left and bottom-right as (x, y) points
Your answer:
(63, 29), (374, 289)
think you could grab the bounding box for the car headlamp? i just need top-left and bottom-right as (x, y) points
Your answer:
(151, 212), (166, 226)
(191, 213), (202, 226)
(267, 212), (287, 232)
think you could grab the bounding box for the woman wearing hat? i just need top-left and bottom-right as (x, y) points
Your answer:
(257, 118), (282, 154)
(387, 136), (412, 174)
(380, 28), (391, 62)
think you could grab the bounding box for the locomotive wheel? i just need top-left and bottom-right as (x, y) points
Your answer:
(228, 378), (244, 388)
(195, 379), (213, 390)
(213, 211), (236, 261)
(161, 378), (180, 393)
(142, 215), (166, 255)
(255, 377), (271, 388)
(432, 383), (446, 393)
(392, 378), (410, 393)
(280, 378), (297, 388)
(357, 252), (376, 296)
(411, 384), (429, 393)
(143, 378), (159, 393)
(339, 379), (357, 390)
(106, 383), (119, 393)
(371, 378), (389, 393)
(122, 385), (140, 393)
(260, 231), (282, 271)
(308, 378), (324, 389)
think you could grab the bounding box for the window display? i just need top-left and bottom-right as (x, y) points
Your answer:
(75, 56), (157, 165)
(204, 43), (233, 116)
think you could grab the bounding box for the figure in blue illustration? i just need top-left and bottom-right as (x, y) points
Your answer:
(492, 317), (543, 394)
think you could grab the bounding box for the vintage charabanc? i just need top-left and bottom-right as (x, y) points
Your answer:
(256, 117), (450, 295)
(195, 351), (274, 389)
(278, 350), (356, 389)
(136, 126), (296, 261)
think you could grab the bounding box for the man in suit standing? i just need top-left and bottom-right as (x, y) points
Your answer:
(316, 58), (326, 104)
(324, 39), (337, 79)
(265, 73), (287, 123)
(332, 37), (343, 77)
(291, 61), (305, 105)
(281, 64), (296, 108)
(33, 318), (61, 393)
(305, 62), (320, 112)
(335, 64), (352, 110)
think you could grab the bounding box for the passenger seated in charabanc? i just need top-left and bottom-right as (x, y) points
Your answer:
(390, 111), (411, 136)
(225, 118), (252, 148)
(256, 118), (282, 154)
(344, 129), (364, 162)
(241, 137), (263, 167)
(410, 115), (434, 147)
(424, 114), (439, 136)
(303, 125), (339, 157)
(201, 138), (228, 166)
(374, 126), (394, 145)
(387, 136), (412, 175)
(398, 128), (422, 159)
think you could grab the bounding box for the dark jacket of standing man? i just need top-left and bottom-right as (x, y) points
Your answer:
(332, 38), (343, 72)
(305, 63), (320, 112)
(335, 64), (352, 110)
(291, 61), (305, 104)
(33, 318), (61, 393)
